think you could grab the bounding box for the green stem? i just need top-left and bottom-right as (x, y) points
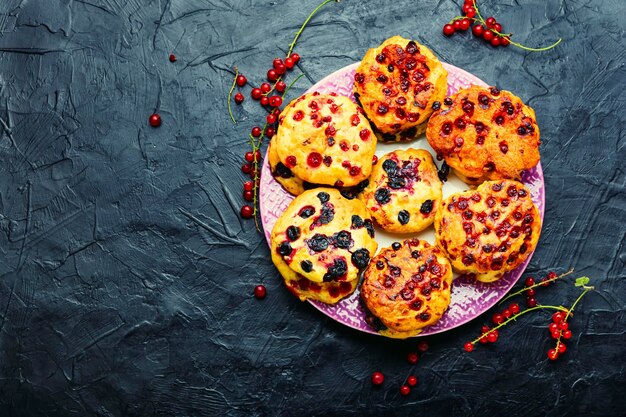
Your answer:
(283, 74), (304, 97)
(507, 36), (562, 52)
(553, 285), (593, 353)
(227, 68), (238, 124)
(499, 269), (574, 305)
(470, 305), (568, 345)
(287, 0), (338, 57)
(472, 0), (485, 24)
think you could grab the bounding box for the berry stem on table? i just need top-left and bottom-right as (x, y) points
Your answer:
(287, 0), (339, 58)
(499, 269), (574, 305)
(228, 67), (239, 124)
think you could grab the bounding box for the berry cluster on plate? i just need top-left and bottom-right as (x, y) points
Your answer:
(268, 36), (542, 338)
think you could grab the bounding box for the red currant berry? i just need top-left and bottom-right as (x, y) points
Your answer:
(547, 349), (559, 360)
(540, 278), (550, 287)
(562, 329), (572, 339)
(265, 127), (275, 138)
(551, 330), (561, 339)
(490, 36), (501, 47)
(464, 0), (474, 4)
(254, 150), (261, 161)
(483, 30), (495, 42)
(502, 309), (512, 319)
(267, 69), (278, 82)
(244, 181), (254, 191)
(453, 20), (462, 31)
(525, 277), (535, 287)
(251, 126), (262, 137)
(557, 343), (567, 354)
(465, 7), (476, 18)
(547, 271), (557, 279)
(290, 53), (300, 63)
(464, 342), (474, 352)
(274, 63), (286, 75)
(493, 23), (502, 33)
(526, 297), (537, 308)
(462, 4), (473, 15)
(254, 284), (266, 299)
(149, 113), (162, 127)
(260, 96), (270, 107)
(485, 16), (496, 28)
(169, 54), (177, 62)
(510, 303), (520, 314)
(549, 323), (559, 333)
(479, 336), (488, 344)
(552, 312), (564, 323)
(269, 95), (283, 107)
(481, 325), (490, 333)
(251, 88), (262, 100)
(487, 331), (498, 343)
(492, 313), (504, 325)
(459, 18), (470, 31)
(526, 288), (536, 297)
(242, 163), (253, 174)
(234, 92), (244, 104)
(266, 114), (277, 124)
(559, 322), (569, 331)
(236, 74), (247, 87)
(407, 352), (419, 364)
(407, 375), (418, 386)
(371, 371), (384, 386)
(240, 205), (253, 218)
(276, 81), (287, 92)
(285, 57), (295, 69)
(400, 385), (411, 396)
(472, 24), (484, 37)
(443, 24), (455, 37)
(243, 190), (254, 201)
(417, 341), (429, 353)
(500, 36), (510, 47)
(272, 58), (283, 69)
(245, 151), (254, 162)
(260, 83), (271, 93)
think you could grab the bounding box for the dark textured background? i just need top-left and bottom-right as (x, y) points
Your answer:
(0, 0), (624, 416)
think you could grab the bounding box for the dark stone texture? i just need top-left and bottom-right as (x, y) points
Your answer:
(0, 0), (624, 416)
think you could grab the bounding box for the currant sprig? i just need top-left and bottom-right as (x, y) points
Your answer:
(499, 268), (574, 305)
(443, 0), (562, 51)
(227, 67), (239, 124)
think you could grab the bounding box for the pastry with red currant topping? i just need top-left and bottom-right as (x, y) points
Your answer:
(426, 85), (541, 184)
(353, 36), (448, 142)
(359, 149), (442, 233)
(271, 188), (378, 303)
(434, 180), (541, 282)
(268, 138), (306, 196)
(360, 239), (453, 338)
(274, 92), (377, 187)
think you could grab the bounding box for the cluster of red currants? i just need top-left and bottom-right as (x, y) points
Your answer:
(463, 302), (521, 352)
(370, 341), (428, 397)
(232, 54), (301, 219)
(523, 271), (558, 307)
(443, 0), (510, 48)
(547, 311), (572, 360)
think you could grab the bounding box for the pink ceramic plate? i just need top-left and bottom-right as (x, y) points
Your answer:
(259, 62), (545, 336)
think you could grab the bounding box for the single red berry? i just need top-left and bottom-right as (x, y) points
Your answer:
(251, 88), (262, 100)
(285, 57), (295, 69)
(417, 341), (429, 353)
(551, 330), (561, 339)
(559, 322), (569, 331)
(269, 95), (283, 107)
(464, 342), (474, 352)
(557, 343), (567, 354)
(562, 329), (572, 339)
(407, 375), (418, 386)
(481, 325), (490, 333)
(547, 349), (559, 360)
(244, 181), (254, 191)
(547, 271), (557, 279)
(272, 58), (283, 69)
(459, 18), (471, 31)
(243, 190), (253, 201)
(453, 20), (462, 31)
(236, 74), (247, 87)
(549, 323), (559, 333)
(260, 96), (270, 107)
(241, 163), (253, 174)
(552, 312), (564, 323)
(465, 7), (476, 18)
(483, 30), (495, 42)
(240, 205), (253, 218)
(149, 113), (162, 127)
(266, 127), (275, 138)
(443, 24), (455, 37)
(487, 331), (498, 343)
(472, 24), (485, 37)
(260, 83), (271, 93)
(526, 288), (536, 297)
(251, 126), (262, 137)
(254, 150), (261, 162)
(234, 92), (244, 104)
(492, 313), (504, 325)
(500, 36), (510, 47)
(485, 16), (496, 29)
(400, 385), (411, 396)
(479, 336), (488, 344)
(540, 278), (550, 287)
(254, 284), (266, 299)
(525, 277), (535, 287)
(502, 308), (512, 319)
(274, 63), (286, 75)
(510, 303), (520, 314)
(169, 54), (177, 62)
(290, 53), (300, 63)
(526, 297), (537, 308)
(371, 371), (384, 386)
(245, 151), (254, 162)
(266, 114), (277, 124)
(276, 81), (287, 92)
(490, 36), (501, 47)
(267, 69), (278, 82)
(407, 352), (419, 364)
(493, 23), (503, 33)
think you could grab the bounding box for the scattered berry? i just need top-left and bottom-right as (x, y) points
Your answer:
(371, 371), (384, 386)
(400, 385), (411, 396)
(169, 54), (177, 62)
(234, 92), (244, 104)
(443, 24), (455, 37)
(407, 375), (418, 387)
(407, 352), (419, 365)
(254, 284), (267, 299)
(149, 113), (162, 127)
(464, 342), (474, 352)
(417, 341), (429, 353)
(236, 74), (247, 87)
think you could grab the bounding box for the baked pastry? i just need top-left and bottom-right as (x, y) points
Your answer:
(271, 188), (378, 303)
(353, 36), (448, 142)
(274, 92), (376, 187)
(360, 239), (453, 338)
(434, 180), (541, 282)
(426, 85), (540, 184)
(359, 149), (442, 233)
(268, 138), (306, 196)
